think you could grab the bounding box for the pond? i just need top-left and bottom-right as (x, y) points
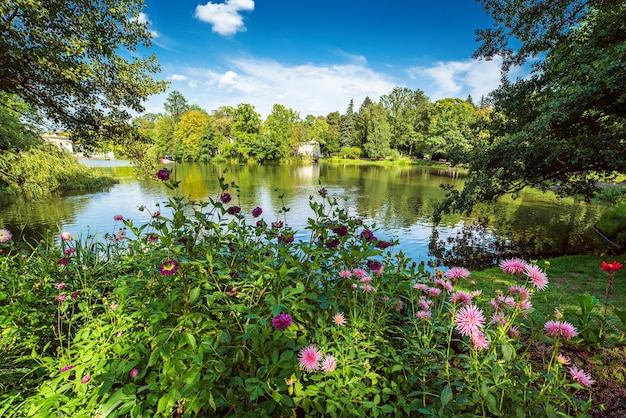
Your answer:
(0, 160), (611, 268)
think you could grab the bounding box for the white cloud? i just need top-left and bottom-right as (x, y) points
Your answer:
(136, 12), (160, 39)
(169, 74), (188, 81)
(406, 58), (503, 101)
(195, 0), (255, 36)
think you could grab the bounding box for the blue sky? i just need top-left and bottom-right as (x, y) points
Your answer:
(139, 0), (509, 118)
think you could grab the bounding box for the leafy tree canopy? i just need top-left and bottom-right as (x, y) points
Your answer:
(0, 0), (167, 145)
(436, 0), (626, 218)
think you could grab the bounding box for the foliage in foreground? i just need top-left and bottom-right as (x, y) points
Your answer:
(1, 171), (623, 417)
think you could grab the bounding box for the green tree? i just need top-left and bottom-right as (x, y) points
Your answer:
(0, 0), (167, 144)
(154, 115), (176, 157)
(262, 104), (299, 161)
(355, 96), (374, 148)
(340, 99), (356, 148)
(427, 98), (478, 164)
(227, 103), (261, 162)
(174, 110), (217, 161)
(380, 87), (431, 157)
(323, 111), (342, 156)
(164, 91), (189, 123)
(437, 1), (626, 217)
(362, 102), (391, 159)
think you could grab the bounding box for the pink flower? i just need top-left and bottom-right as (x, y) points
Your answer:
(298, 345), (322, 372)
(445, 267), (471, 280)
(470, 331), (490, 350)
(557, 354), (570, 365)
(55, 295), (66, 302)
(113, 215), (124, 221)
(413, 283), (428, 291)
(271, 313), (292, 329)
(129, 368), (139, 378)
(508, 326), (520, 338)
(418, 299), (431, 311)
(427, 287), (442, 298)
(394, 299), (404, 311)
(71, 291), (78, 300)
(60, 231), (72, 241)
(568, 366), (595, 387)
(509, 285), (531, 301)
(352, 268), (367, 278)
(81, 374), (91, 384)
(499, 258), (528, 275)
(321, 355), (336, 372)
(60, 365), (75, 373)
(55, 282), (67, 289)
(58, 257), (71, 265)
(332, 312), (346, 326)
(544, 320), (578, 340)
(63, 248), (75, 256)
(416, 310), (432, 321)
(455, 305), (486, 337)
(159, 259), (179, 276)
(360, 276), (372, 283)
(524, 264), (549, 290)
(339, 270), (352, 278)
(0, 229), (12, 243)
(450, 291), (472, 306)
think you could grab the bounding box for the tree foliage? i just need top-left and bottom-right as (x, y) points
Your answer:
(437, 0), (626, 217)
(0, 0), (167, 144)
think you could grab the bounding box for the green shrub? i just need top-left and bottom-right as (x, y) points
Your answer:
(339, 147), (363, 159)
(596, 202), (626, 248)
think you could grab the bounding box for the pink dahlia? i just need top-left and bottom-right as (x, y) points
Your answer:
(455, 305), (486, 337)
(524, 264), (549, 290)
(321, 355), (336, 372)
(332, 312), (346, 326)
(298, 345), (322, 372)
(271, 313), (293, 329)
(129, 368), (139, 378)
(0, 229), (12, 243)
(568, 366), (595, 387)
(81, 374), (91, 384)
(544, 320), (578, 340)
(159, 259), (179, 276)
(60, 231), (72, 241)
(499, 258), (528, 275)
(450, 291), (472, 306)
(470, 331), (490, 351)
(445, 267), (471, 280)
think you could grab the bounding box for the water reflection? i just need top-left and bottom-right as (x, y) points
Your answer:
(0, 161), (612, 265)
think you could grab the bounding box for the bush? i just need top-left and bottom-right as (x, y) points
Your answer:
(596, 202), (626, 248)
(0, 172), (598, 417)
(339, 147), (363, 159)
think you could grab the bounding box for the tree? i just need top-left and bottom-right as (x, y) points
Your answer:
(427, 98), (478, 164)
(362, 102), (391, 159)
(436, 1), (626, 217)
(164, 91), (189, 122)
(340, 99), (356, 148)
(0, 0), (167, 144)
(380, 87), (431, 156)
(174, 110), (215, 161)
(262, 104), (299, 161)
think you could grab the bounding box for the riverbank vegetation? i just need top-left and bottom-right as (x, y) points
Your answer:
(0, 173), (624, 416)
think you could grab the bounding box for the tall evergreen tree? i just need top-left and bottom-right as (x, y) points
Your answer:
(340, 99), (356, 148)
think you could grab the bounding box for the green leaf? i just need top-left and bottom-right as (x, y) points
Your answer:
(440, 385), (453, 407)
(189, 286), (201, 304)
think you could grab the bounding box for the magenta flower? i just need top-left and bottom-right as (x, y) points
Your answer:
(325, 238), (340, 248)
(544, 320), (578, 340)
(339, 270), (351, 278)
(63, 248), (75, 256)
(55, 295), (66, 302)
(227, 206), (241, 215)
(55, 282), (67, 289)
(81, 374), (91, 384)
(445, 267), (471, 280)
(499, 258), (528, 275)
(455, 305), (486, 336)
(298, 345), (322, 372)
(450, 291), (472, 306)
(252, 206), (263, 217)
(427, 287), (442, 298)
(220, 192), (232, 203)
(156, 169), (170, 181)
(113, 215), (124, 221)
(413, 283), (429, 291)
(332, 312), (346, 326)
(71, 291), (78, 300)
(159, 259), (179, 276)
(352, 268), (367, 278)
(332, 225), (349, 236)
(271, 221), (284, 229)
(0, 229), (13, 243)
(524, 264), (549, 290)
(416, 310), (432, 321)
(321, 355), (336, 372)
(568, 366), (595, 387)
(318, 187), (327, 197)
(60, 231), (72, 241)
(470, 331), (490, 350)
(129, 368), (139, 378)
(271, 313), (292, 329)
(60, 365), (75, 373)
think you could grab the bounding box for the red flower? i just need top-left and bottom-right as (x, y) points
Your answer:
(601, 260), (623, 273)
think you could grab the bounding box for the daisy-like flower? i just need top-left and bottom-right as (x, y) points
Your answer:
(55, 295), (66, 302)
(339, 270), (352, 278)
(298, 345), (322, 372)
(418, 299), (431, 311)
(445, 267), (471, 281)
(470, 331), (490, 351)
(332, 312), (346, 326)
(544, 320), (578, 340)
(508, 326), (520, 338)
(524, 264), (549, 290)
(271, 313), (292, 329)
(352, 268), (367, 278)
(499, 258), (528, 275)
(428, 287), (442, 298)
(81, 374), (91, 384)
(455, 305), (486, 337)
(509, 285), (531, 301)
(450, 291), (472, 306)
(55, 282), (67, 289)
(321, 355), (336, 372)
(159, 259), (179, 276)
(60, 231), (72, 241)
(601, 260), (623, 273)
(0, 228), (12, 243)
(556, 354), (570, 365)
(113, 215), (124, 221)
(413, 283), (429, 291)
(568, 366), (595, 387)
(360, 276), (372, 283)
(129, 368), (139, 378)
(416, 310), (432, 321)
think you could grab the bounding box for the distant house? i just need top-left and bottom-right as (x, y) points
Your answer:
(42, 134), (74, 153)
(296, 140), (322, 159)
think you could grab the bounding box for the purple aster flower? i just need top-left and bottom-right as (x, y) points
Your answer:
(227, 206), (241, 215)
(271, 313), (293, 329)
(58, 258), (71, 265)
(326, 238), (340, 248)
(252, 206), (263, 217)
(332, 225), (349, 236)
(160, 259), (179, 276)
(220, 192), (232, 203)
